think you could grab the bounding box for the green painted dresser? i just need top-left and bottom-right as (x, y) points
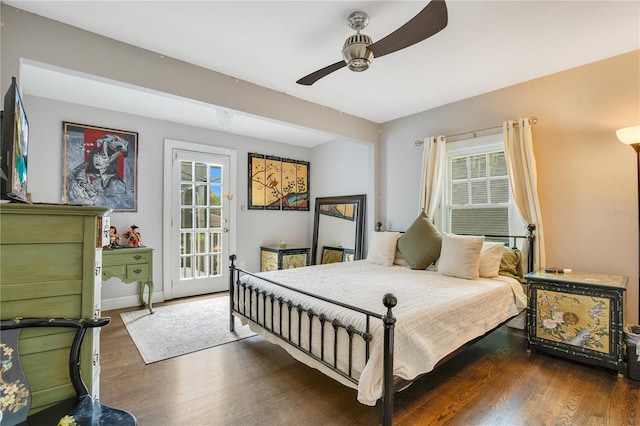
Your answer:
(0, 203), (109, 415)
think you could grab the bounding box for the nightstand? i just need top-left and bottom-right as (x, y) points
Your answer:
(260, 246), (310, 271)
(525, 270), (627, 376)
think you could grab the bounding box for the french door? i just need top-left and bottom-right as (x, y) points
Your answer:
(163, 140), (236, 299)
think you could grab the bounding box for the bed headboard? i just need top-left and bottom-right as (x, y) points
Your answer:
(375, 222), (536, 274)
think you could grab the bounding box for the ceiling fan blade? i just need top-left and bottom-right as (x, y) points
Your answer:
(370, 0), (448, 59)
(296, 61), (347, 86)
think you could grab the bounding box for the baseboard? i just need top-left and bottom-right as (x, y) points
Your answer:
(101, 292), (164, 312)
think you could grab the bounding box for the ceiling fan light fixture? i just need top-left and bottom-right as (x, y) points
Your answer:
(296, 2), (448, 85)
(342, 33), (373, 72)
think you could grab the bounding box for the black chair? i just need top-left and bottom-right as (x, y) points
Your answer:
(0, 317), (136, 426)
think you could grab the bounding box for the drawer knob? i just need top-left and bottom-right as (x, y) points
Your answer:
(133, 268), (142, 274)
(133, 255), (142, 260)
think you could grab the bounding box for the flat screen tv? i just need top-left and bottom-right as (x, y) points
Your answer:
(1, 77), (29, 202)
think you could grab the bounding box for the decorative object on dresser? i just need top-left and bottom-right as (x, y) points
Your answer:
(260, 245), (310, 271)
(62, 122), (138, 212)
(102, 246), (154, 313)
(311, 194), (366, 265)
(108, 225), (121, 248)
(122, 224), (142, 247)
(0, 204), (109, 414)
(616, 124), (640, 320)
(0, 317), (137, 425)
(526, 270), (627, 376)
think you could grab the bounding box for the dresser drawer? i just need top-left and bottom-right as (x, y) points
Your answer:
(102, 265), (125, 280)
(102, 251), (150, 266)
(127, 264), (149, 279)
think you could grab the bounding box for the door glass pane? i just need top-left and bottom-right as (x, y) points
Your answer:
(181, 208), (193, 228)
(209, 254), (220, 275)
(195, 255), (207, 277)
(195, 208), (208, 228)
(195, 232), (207, 254)
(181, 232), (193, 255)
(211, 254), (220, 276)
(181, 161), (193, 181)
(210, 184), (222, 207)
(195, 183), (208, 206)
(195, 163), (207, 182)
(210, 166), (222, 183)
(181, 183), (193, 205)
(210, 207), (222, 229)
(180, 257), (193, 279)
(210, 232), (221, 253)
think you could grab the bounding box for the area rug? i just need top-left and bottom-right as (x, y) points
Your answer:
(120, 296), (256, 364)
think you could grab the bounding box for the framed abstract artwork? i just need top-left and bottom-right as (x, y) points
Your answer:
(62, 122), (138, 211)
(248, 152), (309, 211)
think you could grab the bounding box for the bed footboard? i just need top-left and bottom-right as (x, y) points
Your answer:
(229, 254), (397, 426)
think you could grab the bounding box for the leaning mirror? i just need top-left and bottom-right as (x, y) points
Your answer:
(312, 194), (366, 265)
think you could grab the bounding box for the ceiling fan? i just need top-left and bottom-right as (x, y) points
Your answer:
(296, 0), (448, 86)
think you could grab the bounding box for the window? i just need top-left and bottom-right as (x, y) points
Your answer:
(441, 134), (523, 238)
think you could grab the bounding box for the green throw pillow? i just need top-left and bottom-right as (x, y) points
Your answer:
(397, 213), (442, 270)
(499, 247), (523, 280)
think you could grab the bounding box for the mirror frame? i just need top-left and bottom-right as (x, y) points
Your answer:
(311, 194), (366, 265)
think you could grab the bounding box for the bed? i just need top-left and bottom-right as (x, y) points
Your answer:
(229, 224), (535, 426)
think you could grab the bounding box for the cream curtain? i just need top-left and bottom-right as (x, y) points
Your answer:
(419, 135), (446, 221)
(503, 118), (545, 270)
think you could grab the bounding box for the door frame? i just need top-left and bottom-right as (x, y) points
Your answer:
(162, 138), (237, 300)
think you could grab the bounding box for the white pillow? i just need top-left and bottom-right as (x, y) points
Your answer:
(366, 232), (400, 267)
(437, 233), (485, 280)
(479, 242), (505, 278)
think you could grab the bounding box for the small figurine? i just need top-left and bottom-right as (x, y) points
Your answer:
(108, 226), (121, 248)
(122, 225), (142, 247)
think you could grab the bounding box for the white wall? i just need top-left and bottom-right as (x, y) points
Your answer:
(25, 95), (371, 309)
(310, 138), (375, 248)
(379, 51), (640, 324)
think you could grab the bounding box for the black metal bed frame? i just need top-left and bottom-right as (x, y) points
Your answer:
(229, 224), (535, 426)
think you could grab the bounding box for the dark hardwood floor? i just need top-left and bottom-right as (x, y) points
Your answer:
(100, 295), (640, 425)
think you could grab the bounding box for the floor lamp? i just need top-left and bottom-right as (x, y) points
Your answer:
(616, 125), (640, 320)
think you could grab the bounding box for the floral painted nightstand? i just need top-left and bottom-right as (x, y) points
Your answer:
(260, 246), (310, 272)
(525, 271), (627, 376)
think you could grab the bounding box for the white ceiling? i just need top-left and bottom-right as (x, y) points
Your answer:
(5, 0), (640, 146)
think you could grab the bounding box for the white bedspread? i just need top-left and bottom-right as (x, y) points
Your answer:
(236, 260), (526, 406)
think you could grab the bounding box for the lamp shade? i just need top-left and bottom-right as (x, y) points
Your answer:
(616, 125), (640, 145)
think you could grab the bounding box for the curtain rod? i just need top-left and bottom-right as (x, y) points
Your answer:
(414, 117), (538, 146)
